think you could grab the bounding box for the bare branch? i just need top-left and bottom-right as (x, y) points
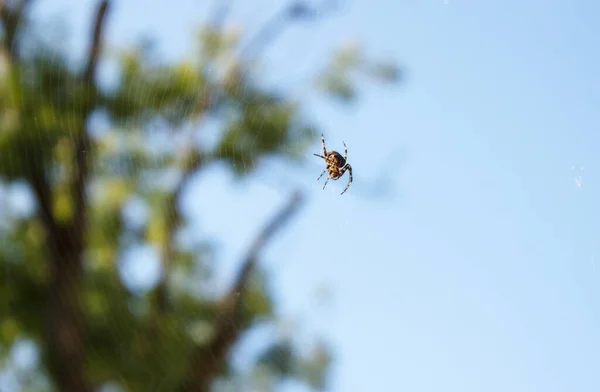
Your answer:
(83, 0), (110, 83)
(208, 0), (234, 30)
(177, 190), (304, 392)
(238, 0), (338, 60)
(230, 190), (302, 294)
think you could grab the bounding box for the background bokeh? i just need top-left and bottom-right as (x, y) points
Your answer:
(2, 0), (600, 391)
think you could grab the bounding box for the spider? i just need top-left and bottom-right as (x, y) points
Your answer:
(313, 134), (353, 195)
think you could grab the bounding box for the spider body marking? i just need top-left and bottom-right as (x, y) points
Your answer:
(313, 134), (353, 195)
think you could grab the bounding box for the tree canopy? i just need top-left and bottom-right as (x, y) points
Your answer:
(0, 1), (401, 391)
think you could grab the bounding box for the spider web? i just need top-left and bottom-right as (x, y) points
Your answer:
(0, 1), (338, 391)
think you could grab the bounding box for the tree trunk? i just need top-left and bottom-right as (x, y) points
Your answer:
(44, 227), (90, 392)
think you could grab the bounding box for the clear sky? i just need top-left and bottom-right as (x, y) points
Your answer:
(10, 0), (600, 391)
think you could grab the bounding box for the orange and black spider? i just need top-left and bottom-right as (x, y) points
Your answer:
(313, 134), (353, 195)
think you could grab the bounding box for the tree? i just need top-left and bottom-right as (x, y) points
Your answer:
(0, 1), (400, 391)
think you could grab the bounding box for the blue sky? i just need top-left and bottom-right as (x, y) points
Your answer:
(5, 0), (600, 391)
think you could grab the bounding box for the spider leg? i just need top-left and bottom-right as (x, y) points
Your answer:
(321, 134), (327, 156)
(317, 168), (327, 181)
(313, 153), (326, 159)
(343, 141), (347, 161)
(322, 174), (331, 190)
(339, 164), (352, 195)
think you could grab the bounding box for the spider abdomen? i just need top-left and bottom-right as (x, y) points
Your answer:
(327, 151), (345, 167)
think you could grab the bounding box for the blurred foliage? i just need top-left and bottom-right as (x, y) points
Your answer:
(0, 1), (400, 391)
(317, 41), (401, 103)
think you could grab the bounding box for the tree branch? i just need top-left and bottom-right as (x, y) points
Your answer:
(208, 0), (234, 31)
(0, 0), (33, 60)
(150, 89), (215, 315)
(41, 3), (111, 392)
(238, 0), (338, 60)
(177, 190), (304, 392)
(0, 0), (34, 110)
(154, 151), (206, 312)
(83, 0), (110, 83)
(152, 4), (333, 287)
(72, 0), (110, 247)
(29, 169), (60, 243)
